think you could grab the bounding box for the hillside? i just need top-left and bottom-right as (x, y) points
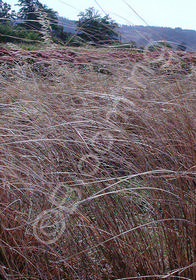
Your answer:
(120, 25), (196, 50)
(58, 17), (196, 50)
(58, 17), (77, 34)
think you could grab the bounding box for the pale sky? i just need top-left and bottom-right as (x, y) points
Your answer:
(6, 0), (196, 30)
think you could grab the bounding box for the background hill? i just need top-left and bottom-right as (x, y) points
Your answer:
(58, 17), (77, 34)
(120, 25), (196, 50)
(59, 17), (196, 50)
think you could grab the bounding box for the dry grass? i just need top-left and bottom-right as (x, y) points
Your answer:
(0, 47), (196, 279)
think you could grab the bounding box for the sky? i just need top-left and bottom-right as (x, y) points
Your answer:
(6, 0), (196, 30)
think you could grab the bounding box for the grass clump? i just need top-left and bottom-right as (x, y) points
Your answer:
(0, 46), (195, 279)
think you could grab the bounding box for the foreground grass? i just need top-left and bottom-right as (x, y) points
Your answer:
(0, 47), (195, 279)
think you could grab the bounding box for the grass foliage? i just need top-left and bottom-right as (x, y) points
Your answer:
(0, 45), (196, 279)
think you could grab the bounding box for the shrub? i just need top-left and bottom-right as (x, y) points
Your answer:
(0, 23), (42, 43)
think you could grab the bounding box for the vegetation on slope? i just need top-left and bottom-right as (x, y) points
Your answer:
(0, 0), (196, 279)
(0, 45), (195, 279)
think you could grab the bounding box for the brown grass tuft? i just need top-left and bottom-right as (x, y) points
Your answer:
(0, 47), (195, 279)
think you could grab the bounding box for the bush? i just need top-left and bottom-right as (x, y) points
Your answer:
(77, 7), (119, 45)
(0, 23), (42, 43)
(67, 34), (85, 47)
(148, 41), (172, 51)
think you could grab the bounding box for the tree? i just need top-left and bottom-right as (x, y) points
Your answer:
(77, 7), (118, 45)
(17, 0), (68, 43)
(17, 0), (58, 32)
(17, 0), (40, 30)
(0, 0), (15, 24)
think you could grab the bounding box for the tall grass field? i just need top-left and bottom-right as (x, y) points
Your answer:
(0, 5), (196, 279)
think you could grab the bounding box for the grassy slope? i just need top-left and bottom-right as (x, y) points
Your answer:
(0, 46), (195, 279)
